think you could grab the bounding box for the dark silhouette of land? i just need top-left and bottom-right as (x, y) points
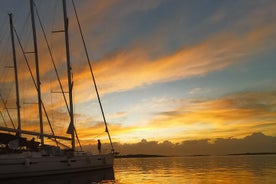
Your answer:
(115, 154), (167, 158)
(227, 152), (276, 156)
(115, 152), (276, 158)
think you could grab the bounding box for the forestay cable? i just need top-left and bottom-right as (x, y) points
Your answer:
(71, 0), (114, 152)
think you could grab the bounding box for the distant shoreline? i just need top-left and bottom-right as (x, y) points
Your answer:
(226, 152), (276, 156)
(115, 154), (167, 158)
(115, 152), (276, 158)
(187, 152), (276, 157)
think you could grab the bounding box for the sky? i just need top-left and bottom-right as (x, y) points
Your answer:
(0, 0), (276, 154)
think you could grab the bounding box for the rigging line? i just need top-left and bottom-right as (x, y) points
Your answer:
(71, 0), (114, 151)
(48, 137), (70, 149)
(14, 28), (37, 94)
(74, 127), (82, 150)
(34, 3), (70, 115)
(72, 85), (82, 150)
(0, 94), (15, 129)
(0, 111), (8, 128)
(14, 27), (58, 146)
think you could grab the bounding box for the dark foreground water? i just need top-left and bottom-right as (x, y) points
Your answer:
(3, 155), (276, 184)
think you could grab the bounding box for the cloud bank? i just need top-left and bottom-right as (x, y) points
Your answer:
(82, 132), (276, 156)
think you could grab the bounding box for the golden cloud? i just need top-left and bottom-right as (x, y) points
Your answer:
(145, 91), (276, 141)
(70, 21), (276, 106)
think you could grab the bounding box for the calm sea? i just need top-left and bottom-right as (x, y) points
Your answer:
(114, 155), (276, 184)
(3, 155), (276, 184)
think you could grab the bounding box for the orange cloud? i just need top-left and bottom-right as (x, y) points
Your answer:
(70, 21), (276, 106)
(144, 91), (276, 142)
(71, 91), (276, 144)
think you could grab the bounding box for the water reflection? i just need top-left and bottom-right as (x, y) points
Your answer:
(2, 168), (115, 184)
(114, 155), (276, 184)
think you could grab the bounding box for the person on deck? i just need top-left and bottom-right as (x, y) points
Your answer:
(97, 139), (101, 154)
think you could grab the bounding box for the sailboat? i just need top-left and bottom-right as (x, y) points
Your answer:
(0, 0), (114, 178)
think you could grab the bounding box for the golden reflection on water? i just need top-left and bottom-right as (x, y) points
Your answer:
(114, 155), (276, 184)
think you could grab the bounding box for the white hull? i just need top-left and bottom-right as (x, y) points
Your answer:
(0, 152), (114, 179)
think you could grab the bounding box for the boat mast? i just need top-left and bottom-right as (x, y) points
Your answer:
(62, 0), (75, 150)
(71, 0), (114, 151)
(30, 0), (44, 145)
(8, 13), (21, 136)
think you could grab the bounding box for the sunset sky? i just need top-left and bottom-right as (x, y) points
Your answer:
(0, 0), (276, 151)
